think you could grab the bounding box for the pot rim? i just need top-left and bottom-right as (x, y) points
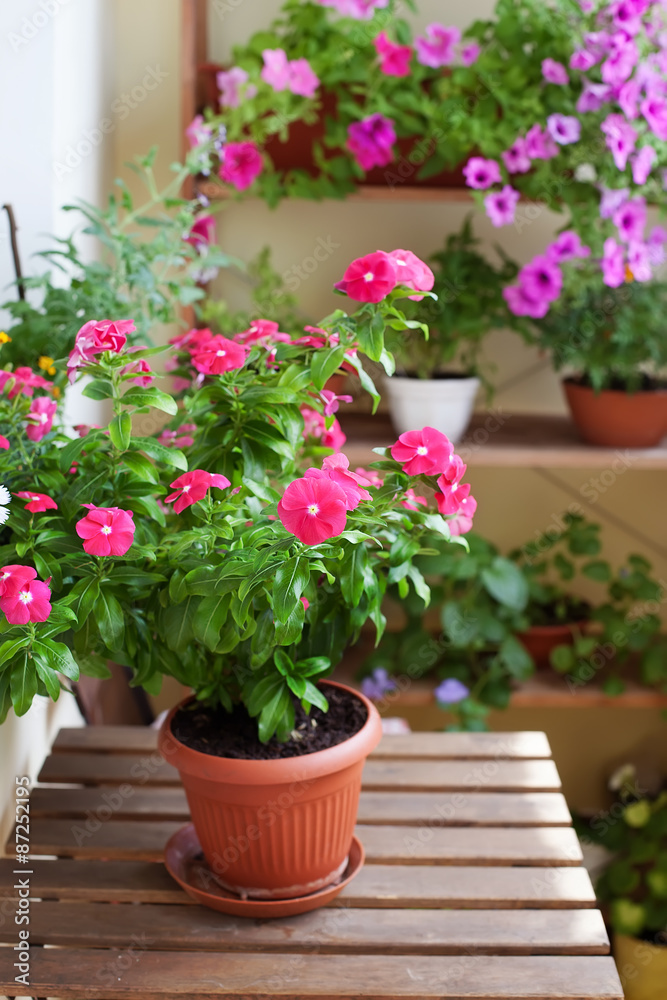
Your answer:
(158, 679), (382, 784)
(563, 376), (667, 397)
(518, 621), (588, 636)
(386, 373), (480, 385)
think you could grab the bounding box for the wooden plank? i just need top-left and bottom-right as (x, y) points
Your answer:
(0, 858), (186, 904)
(0, 949), (624, 998)
(51, 728), (552, 759)
(3, 901), (609, 955)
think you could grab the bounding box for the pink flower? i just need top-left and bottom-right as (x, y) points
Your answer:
(185, 115), (212, 148)
(76, 505), (136, 557)
(542, 58), (568, 85)
(121, 358), (154, 387)
(570, 49), (598, 71)
(437, 453), (467, 491)
(219, 142), (263, 191)
(320, 390), (353, 416)
(234, 319), (291, 347)
(484, 185), (520, 227)
(334, 250), (397, 303)
(15, 491), (57, 513)
(318, 0), (388, 17)
(67, 318), (135, 383)
(613, 197), (646, 243)
(618, 78), (641, 120)
(546, 114), (581, 145)
(277, 476), (348, 546)
(640, 95), (667, 140)
(73, 423), (100, 437)
(217, 67), (255, 108)
(599, 186), (630, 219)
(170, 327), (214, 353)
(185, 215), (216, 250)
(261, 48), (290, 90)
(415, 23), (461, 68)
(601, 36), (638, 85)
(503, 284), (550, 319)
(0, 436), (8, 450)
(347, 114), (396, 171)
(502, 138), (531, 174)
(355, 466), (383, 487)
(627, 241), (652, 281)
(519, 256), (563, 305)
(158, 424), (196, 449)
(0, 565), (37, 598)
(577, 81), (612, 113)
(525, 124), (558, 161)
(0, 367), (51, 400)
(301, 407), (346, 451)
(305, 453), (372, 511)
(386, 249), (434, 300)
(25, 397), (57, 442)
(632, 146), (657, 185)
(165, 470), (230, 514)
(447, 510), (475, 537)
(401, 488), (427, 511)
(601, 113), (637, 170)
(462, 157), (502, 190)
(601, 238), (626, 287)
(0, 574), (51, 625)
(435, 480), (477, 518)
(460, 42), (480, 66)
(288, 58), (320, 97)
(391, 426), (452, 476)
(546, 231), (591, 263)
(191, 335), (248, 375)
(374, 32), (412, 77)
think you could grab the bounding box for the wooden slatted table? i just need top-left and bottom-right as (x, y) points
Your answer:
(0, 727), (623, 1000)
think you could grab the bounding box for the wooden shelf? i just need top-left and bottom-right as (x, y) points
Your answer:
(197, 179), (474, 203)
(339, 412), (667, 470)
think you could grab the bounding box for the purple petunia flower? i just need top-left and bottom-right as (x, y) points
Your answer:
(484, 185), (520, 227)
(361, 667), (397, 700)
(415, 23), (461, 68)
(461, 42), (480, 66)
(347, 114), (396, 171)
(601, 35), (638, 86)
(601, 237), (626, 287)
(627, 241), (652, 282)
(462, 156), (502, 189)
(318, 0), (389, 18)
(503, 284), (550, 319)
(546, 114), (581, 145)
(610, 0), (645, 37)
(632, 146), (657, 184)
(519, 255), (563, 304)
(601, 113), (637, 170)
(576, 81), (612, 113)
(261, 48), (291, 91)
(570, 49), (598, 71)
(217, 67), (255, 108)
(599, 186), (630, 219)
(612, 196), (647, 243)
(434, 678), (470, 705)
(546, 230), (591, 263)
(502, 137), (531, 174)
(525, 124), (558, 160)
(640, 95), (667, 141)
(647, 225), (667, 266)
(542, 58), (569, 85)
(618, 79), (642, 119)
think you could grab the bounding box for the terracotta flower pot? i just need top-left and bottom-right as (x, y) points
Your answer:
(517, 622), (584, 668)
(614, 933), (667, 1000)
(158, 681), (382, 900)
(563, 378), (667, 448)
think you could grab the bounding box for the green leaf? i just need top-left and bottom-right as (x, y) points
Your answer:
(81, 379), (114, 401)
(310, 344), (347, 389)
(122, 387), (178, 415)
(302, 679), (328, 713)
(33, 653), (61, 701)
(69, 577), (100, 632)
(123, 451), (160, 483)
(275, 598), (305, 646)
(0, 638), (30, 667)
(133, 436), (187, 471)
(192, 595), (230, 651)
(273, 557), (309, 623)
(162, 595), (199, 652)
(550, 644), (576, 673)
(58, 434), (90, 473)
(258, 684), (293, 743)
(498, 635), (534, 680)
(10, 654), (38, 716)
(481, 557), (528, 611)
(33, 639), (79, 680)
(582, 560), (612, 582)
(109, 412), (132, 452)
(611, 899), (646, 937)
(94, 590), (124, 650)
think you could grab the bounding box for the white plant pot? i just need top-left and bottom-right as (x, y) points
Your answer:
(384, 375), (480, 444)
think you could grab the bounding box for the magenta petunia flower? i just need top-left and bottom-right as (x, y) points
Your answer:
(601, 237), (626, 287)
(434, 678), (469, 704)
(186, 214), (216, 250)
(374, 32), (412, 77)
(640, 95), (667, 141)
(627, 241), (652, 282)
(334, 251), (397, 303)
(599, 186), (630, 219)
(76, 505), (136, 557)
(502, 138), (531, 174)
(542, 58), (568, 85)
(576, 81), (612, 113)
(546, 113), (581, 145)
(503, 284), (550, 319)
(165, 470), (231, 515)
(386, 249), (434, 300)
(610, 0), (645, 36)
(462, 156), (502, 190)
(415, 23), (461, 68)
(601, 36), (638, 85)
(15, 491), (57, 513)
(525, 124), (558, 160)
(460, 42), (480, 66)
(277, 476), (348, 546)
(346, 114), (396, 171)
(612, 197), (647, 243)
(261, 48), (290, 90)
(191, 334), (248, 375)
(601, 114), (637, 170)
(217, 67), (254, 108)
(484, 185), (520, 227)
(318, 0), (388, 18)
(219, 142), (263, 191)
(570, 49), (598, 71)
(305, 454), (371, 511)
(618, 78), (641, 120)
(0, 575), (51, 625)
(25, 397), (57, 443)
(288, 58), (320, 98)
(390, 426), (453, 476)
(519, 255), (563, 304)
(320, 390), (353, 416)
(185, 115), (212, 148)
(546, 231), (591, 263)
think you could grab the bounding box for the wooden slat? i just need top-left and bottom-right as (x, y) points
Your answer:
(1, 901), (609, 955)
(51, 728), (552, 759)
(0, 858), (186, 904)
(0, 949), (624, 998)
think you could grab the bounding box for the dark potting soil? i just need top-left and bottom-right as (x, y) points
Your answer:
(568, 374), (667, 393)
(171, 685), (368, 760)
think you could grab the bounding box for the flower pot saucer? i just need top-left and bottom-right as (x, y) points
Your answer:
(164, 823), (364, 919)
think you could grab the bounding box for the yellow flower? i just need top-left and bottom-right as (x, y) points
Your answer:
(624, 265), (635, 283)
(38, 356), (55, 371)
(0, 332), (11, 344)
(51, 386), (61, 399)
(48, 367), (56, 376)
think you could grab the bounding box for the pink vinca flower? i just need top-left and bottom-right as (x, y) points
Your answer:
(374, 32), (412, 77)
(347, 114), (396, 172)
(15, 491), (57, 513)
(334, 251), (397, 303)
(415, 23), (461, 67)
(447, 509), (475, 537)
(305, 453), (372, 511)
(277, 476), (348, 546)
(301, 407), (347, 451)
(76, 505), (136, 557)
(25, 397), (57, 442)
(219, 142), (263, 191)
(391, 426), (452, 476)
(0, 565), (36, 598)
(318, 0), (389, 18)
(67, 318), (135, 384)
(320, 390), (353, 416)
(191, 335), (248, 375)
(435, 480), (478, 519)
(355, 466), (383, 487)
(386, 249), (434, 300)
(0, 367), (51, 400)
(165, 470), (231, 514)
(234, 319), (291, 347)
(402, 488), (427, 511)
(121, 358), (154, 387)
(0, 574), (51, 625)
(0, 436), (8, 450)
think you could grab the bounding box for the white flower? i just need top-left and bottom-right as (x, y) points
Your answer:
(0, 485), (10, 525)
(575, 163), (597, 182)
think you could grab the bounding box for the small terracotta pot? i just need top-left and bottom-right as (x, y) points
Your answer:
(563, 378), (667, 448)
(324, 372), (347, 395)
(517, 622), (584, 668)
(614, 933), (667, 1000)
(158, 681), (382, 901)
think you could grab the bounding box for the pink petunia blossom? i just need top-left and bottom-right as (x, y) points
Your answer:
(67, 318), (135, 384)
(191, 334), (248, 375)
(401, 488), (428, 511)
(317, 0), (388, 19)
(502, 138), (531, 174)
(632, 146), (657, 184)
(570, 49), (598, 71)
(601, 35), (638, 85)
(525, 124), (558, 160)
(386, 249), (434, 300)
(217, 67), (255, 108)
(261, 48), (290, 90)
(288, 58), (320, 97)
(618, 78), (642, 119)
(415, 23), (461, 68)
(391, 426), (452, 476)
(219, 142), (263, 191)
(346, 114), (396, 171)
(165, 470), (231, 514)
(0, 367), (51, 400)
(320, 390), (353, 416)
(305, 454), (372, 511)
(503, 283), (550, 319)
(460, 42), (480, 66)
(546, 113), (581, 145)
(76, 505), (136, 557)
(542, 58), (568, 85)
(25, 397), (57, 442)
(577, 81), (612, 113)
(0, 575), (51, 625)
(640, 94), (667, 140)
(599, 186), (630, 219)
(185, 214), (216, 250)
(185, 115), (212, 148)
(601, 237), (626, 287)
(277, 476), (348, 546)
(15, 491), (57, 513)
(484, 185), (520, 227)
(601, 113), (637, 170)
(462, 156), (502, 190)
(374, 32), (412, 76)
(546, 231), (591, 263)
(0, 565), (37, 598)
(610, 0), (646, 36)
(334, 250), (397, 303)
(613, 197), (647, 243)
(627, 240), (653, 281)
(518, 255), (563, 304)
